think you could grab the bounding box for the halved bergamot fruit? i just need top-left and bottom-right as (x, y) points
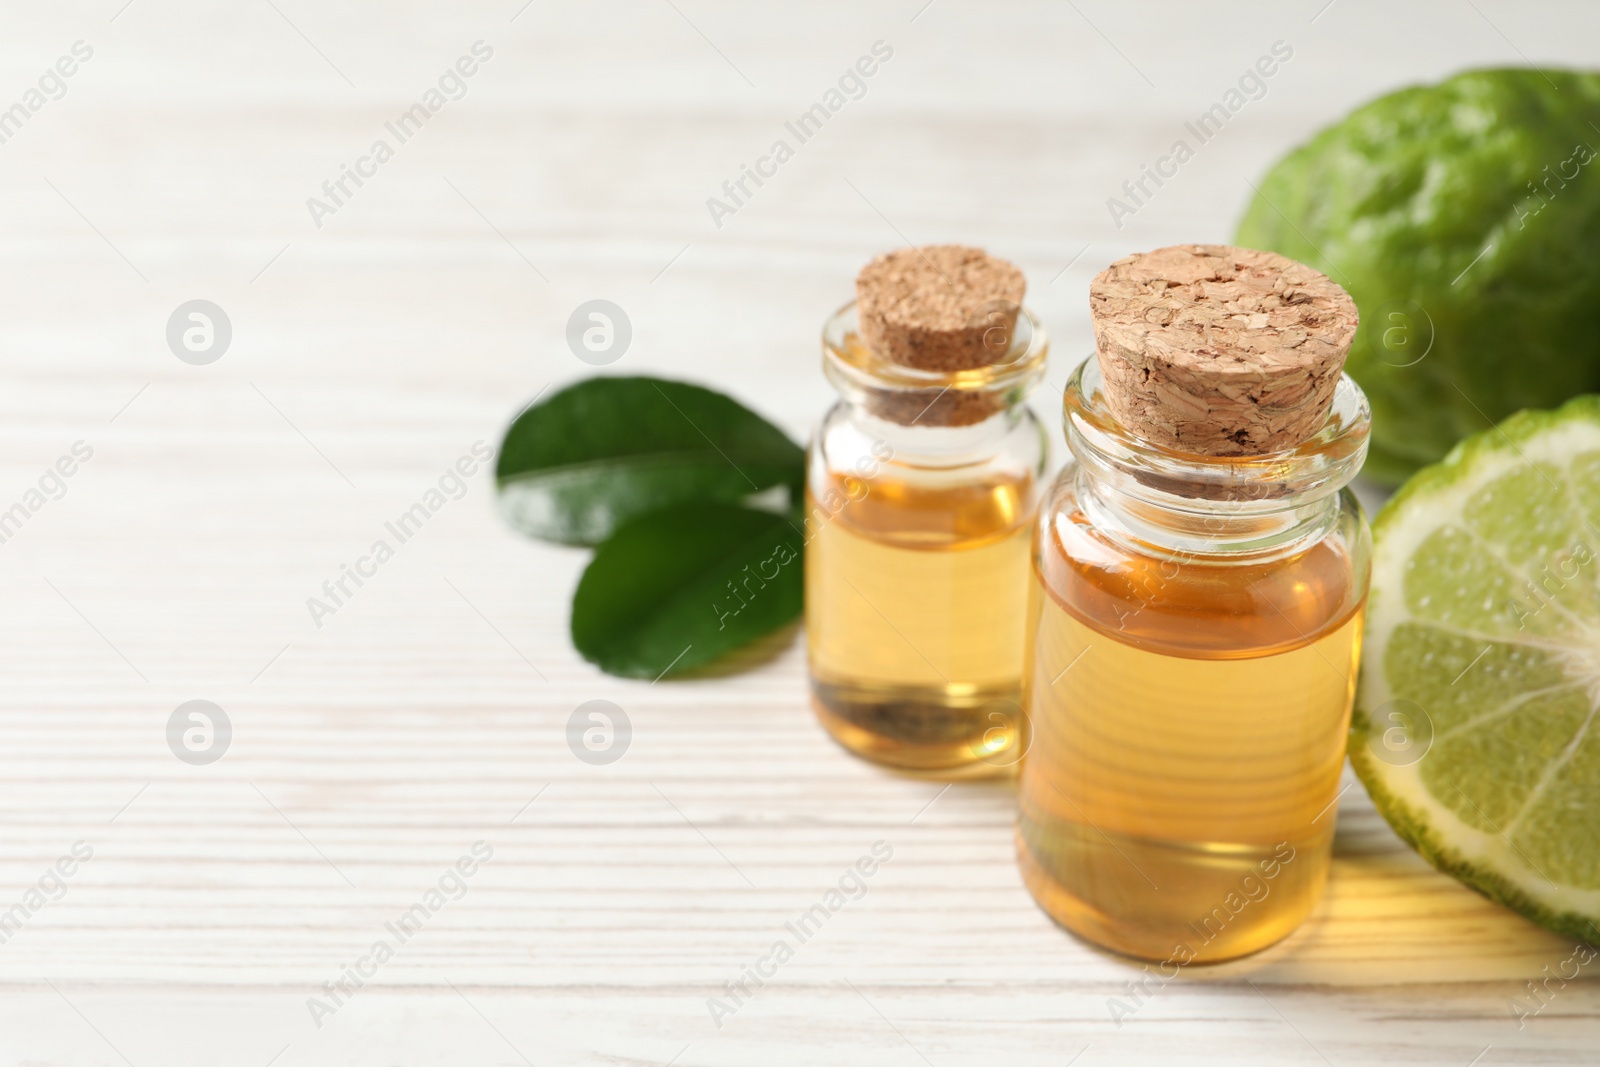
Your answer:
(1353, 395), (1600, 942)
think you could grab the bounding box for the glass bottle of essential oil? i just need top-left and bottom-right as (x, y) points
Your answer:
(1017, 245), (1372, 963)
(806, 246), (1048, 777)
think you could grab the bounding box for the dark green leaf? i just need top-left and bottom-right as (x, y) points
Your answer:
(497, 376), (804, 545)
(571, 501), (803, 679)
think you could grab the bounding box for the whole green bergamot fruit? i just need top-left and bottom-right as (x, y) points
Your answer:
(1237, 68), (1600, 484)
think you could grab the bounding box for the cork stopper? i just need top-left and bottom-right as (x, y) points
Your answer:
(856, 245), (1027, 372)
(1088, 244), (1358, 457)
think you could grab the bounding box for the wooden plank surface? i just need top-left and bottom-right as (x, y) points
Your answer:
(0, 1), (1596, 1063)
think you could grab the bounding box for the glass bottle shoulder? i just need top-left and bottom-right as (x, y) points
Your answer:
(808, 401), (1048, 550)
(1032, 461), (1371, 659)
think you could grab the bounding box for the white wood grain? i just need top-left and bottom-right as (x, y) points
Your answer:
(0, 1), (1597, 1064)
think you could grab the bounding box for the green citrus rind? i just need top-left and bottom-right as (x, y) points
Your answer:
(1353, 394), (1600, 944)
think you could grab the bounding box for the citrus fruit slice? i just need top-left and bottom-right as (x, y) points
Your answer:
(1353, 396), (1600, 942)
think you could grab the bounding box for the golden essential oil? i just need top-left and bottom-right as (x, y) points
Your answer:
(806, 468), (1035, 775)
(1018, 510), (1363, 961)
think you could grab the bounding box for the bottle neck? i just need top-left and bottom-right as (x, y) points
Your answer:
(821, 299), (1048, 451)
(1063, 357), (1370, 561)
(1072, 462), (1343, 561)
(842, 399), (1031, 465)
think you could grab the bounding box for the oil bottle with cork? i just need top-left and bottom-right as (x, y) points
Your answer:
(1017, 245), (1372, 962)
(805, 245), (1048, 777)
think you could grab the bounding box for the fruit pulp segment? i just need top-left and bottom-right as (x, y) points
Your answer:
(1354, 428), (1600, 939)
(805, 471), (1034, 776)
(1019, 514), (1363, 961)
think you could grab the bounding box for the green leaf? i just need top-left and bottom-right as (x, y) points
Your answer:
(571, 501), (803, 679)
(496, 376), (804, 545)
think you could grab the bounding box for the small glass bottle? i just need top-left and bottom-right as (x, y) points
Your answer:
(1017, 245), (1371, 962)
(806, 246), (1048, 777)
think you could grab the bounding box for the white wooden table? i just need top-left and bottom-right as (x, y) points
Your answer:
(0, 2), (1596, 1063)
